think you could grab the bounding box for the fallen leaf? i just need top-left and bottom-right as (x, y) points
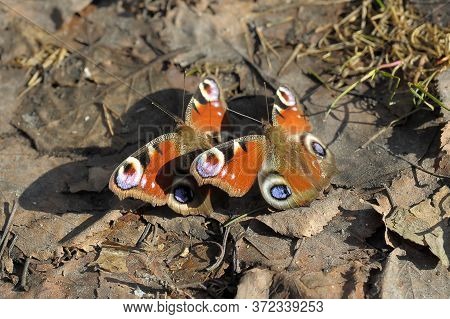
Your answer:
(106, 213), (146, 247)
(256, 189), (342, 238)
(240, 221), (295, 271)
(384, 186), (450, 266)
(96, 272), (140, 299)
(94, 247), (130, 273)
(23, 252), (99, 298)
(235, 268), (274, 299)
(380, 246), (450, 298)
(386, 169), (441, 208)
(63, 210), (123, 251)
(143, 212), (211, 241)
(270, 261), (373, 298)
(436, 122), (450, 175)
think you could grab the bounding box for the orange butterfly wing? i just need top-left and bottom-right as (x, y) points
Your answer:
(272, 85), (312, 134)
(190, 136), (266, 196)
(109, 133), (182, 206)
(185, 77), (228, 139)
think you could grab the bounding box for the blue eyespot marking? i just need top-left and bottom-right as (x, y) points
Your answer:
(311, 141), (326, 157)
(270, 185), (292, 200)
(173, 185), (194, 204)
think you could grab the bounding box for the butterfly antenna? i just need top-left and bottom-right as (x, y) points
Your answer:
(181, 70), (186, 118)
(0, 1), (182, 123)
(264, 81), (270, 122)
(227, 109), (263, 125)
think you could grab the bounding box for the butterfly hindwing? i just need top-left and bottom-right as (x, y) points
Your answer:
(109, 130), (216, 215)
(109, 133), (182, 207)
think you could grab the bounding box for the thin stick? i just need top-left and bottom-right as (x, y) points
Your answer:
(102, 103), (115, 136)
(151, 223), (159, 246)
(278, 43), (304, 76)
(206, 227), (230, 272)
(136, 223), (153, 248)
(255, 26), (274, 71)
(223, 206), (266, 227)
(0, 201), (18, 261)
(374, 143), (450, 180)
(8, 233), (18, 258)
(20, 257), (31, 291)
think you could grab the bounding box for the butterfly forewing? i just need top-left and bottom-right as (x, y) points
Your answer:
(272, 86), (312, 134)
(185, 77), (228, 141)
(190, 135), (267, 196)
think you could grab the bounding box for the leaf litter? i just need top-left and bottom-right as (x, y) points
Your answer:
(0, 0), (449, 299)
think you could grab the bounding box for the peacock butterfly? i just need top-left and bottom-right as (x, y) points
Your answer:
(190, 85), (337, 210)
(109, 77), (228, 215)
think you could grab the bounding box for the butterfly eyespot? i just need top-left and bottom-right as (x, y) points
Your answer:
(115, 157), (143, 190)
(173, 185), (195, 204)
(196, 148), (225, 178)
(303, 133), (327, 158)
(201, 78), (220, 102)
(270, 184), (292, 200)
(311, 141), (326, 157)
(277, 86), (296, 107)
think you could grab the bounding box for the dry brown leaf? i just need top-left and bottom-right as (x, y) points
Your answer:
(63, 210), (123, 251)
(235, 268), (274, 299)
(384, 168), (441, 209)
(96, 272), (140, 299)
(143, 213), (211, 241)
(1, 255), (14, 274)
(270, 261), (371, 298)
(437, 122), (450, 175)
(380, 246), (450, 298)
(106, 213), (146, 247)
(256, 189), (343, 238)
(94, 247), (130, 273)
(23, 252), (99, 298)
(384, 186), (450, 266)
(437, 68), (450, 122)
(240, 221), (295, 270)
(13, 213), (93, 261)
